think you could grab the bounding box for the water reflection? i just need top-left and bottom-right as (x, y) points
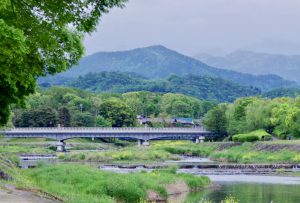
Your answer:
(185, 183), (300, 203)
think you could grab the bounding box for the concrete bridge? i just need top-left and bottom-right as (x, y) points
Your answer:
(0, 127), (212, 151)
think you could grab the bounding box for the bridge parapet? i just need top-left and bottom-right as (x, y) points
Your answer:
(2, 127), (207, 133)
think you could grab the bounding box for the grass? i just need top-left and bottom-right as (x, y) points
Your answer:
(152, 141), (217, 157)
(24, 164), (210, 203)
(210, 142), (300, 163)
(59, 146), (179, 163)
(58, 140), (300, 164)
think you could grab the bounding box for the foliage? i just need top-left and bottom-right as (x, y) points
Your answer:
(99, 99), (136, 127)
(203, 104), (228, 139)
(0, 0), (126, 126)
(71, 112), (95, 127)
(232, 130), (272, 142)
(203, 96), (300, 138)
(12, 87), (214, 127)
(58, 107), (71, 127)
(60, 71), (261, 102)
(263, 88), (300, 98)
(14, 107), (58, 127)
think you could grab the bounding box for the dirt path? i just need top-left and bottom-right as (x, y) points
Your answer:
(0, 185), (58, 203)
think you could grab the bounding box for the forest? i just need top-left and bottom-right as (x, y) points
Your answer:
(40, 71), (261, 102)
(10, 87), (215, 128)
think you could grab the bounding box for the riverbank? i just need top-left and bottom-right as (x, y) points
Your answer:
(26, 164), (211, 203)
(57, 140), (300, 165)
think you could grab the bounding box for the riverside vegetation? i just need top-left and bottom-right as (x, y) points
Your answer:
(56, 140), (300, 164)
(0, 154), (210, 203)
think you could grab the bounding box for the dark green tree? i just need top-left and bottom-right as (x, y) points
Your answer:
(58, 107), (71, 127)
(72, 112), (95, 127)
(0, 0), (126, 126)
(203, 105), (228, 139)
(15, 107), (58, 127)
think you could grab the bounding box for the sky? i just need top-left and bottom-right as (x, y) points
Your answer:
(83, 0), (300, 56)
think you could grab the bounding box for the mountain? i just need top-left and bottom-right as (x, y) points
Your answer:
(64, 71), (261, 102)
(195, 50), (300, 83)
(45, 45), (297, 91)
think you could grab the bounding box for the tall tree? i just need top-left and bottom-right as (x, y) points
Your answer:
(15, 107), (58, 127)
(99, 99), (136, 127)
(0, 0), (126, 126)
(203, 104), (228, 139)
(58, 107), (71, 127)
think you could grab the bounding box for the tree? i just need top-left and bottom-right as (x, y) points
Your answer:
(0, 0), (126, 126)
(72, 112), (95, 127)
(15, 107), (58, 127)
(95, 116), (112, 127)
(58, 107), (71, 127)
(99, 99), (136, 127)
(203, 105), (228, 139)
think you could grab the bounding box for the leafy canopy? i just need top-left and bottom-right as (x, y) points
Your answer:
(0, 0), (126, 125)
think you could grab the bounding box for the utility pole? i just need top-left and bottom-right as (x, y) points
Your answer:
(80, 104), (83, 113)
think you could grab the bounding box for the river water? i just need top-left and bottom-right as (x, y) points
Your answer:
(186, 181), (300, 203)
(100, 157), (300, 203)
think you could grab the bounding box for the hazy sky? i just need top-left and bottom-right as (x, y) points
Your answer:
(84, 0), (300, 56)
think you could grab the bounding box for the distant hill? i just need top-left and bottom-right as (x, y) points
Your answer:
(62, 71), (261, 102)
(196, 50), (300, 83)
(49, 45), (296, 91)
(262, 88), (300, 99)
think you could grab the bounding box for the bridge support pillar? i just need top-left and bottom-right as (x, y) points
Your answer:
(56, 141), (66, 152)
(195, 136), (205, 144)
(137, 140), (150, 146)
(199, 136), (205, 143)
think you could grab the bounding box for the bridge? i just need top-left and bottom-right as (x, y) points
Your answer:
(0, 127), (212, 151)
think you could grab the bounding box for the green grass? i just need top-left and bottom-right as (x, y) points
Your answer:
(0, 145), (53, 154)
(5, 138), (56, 143)
(59, 140), (300, 164)
(24, 164), (210, 203)
(152, 141), (216, 157)
(59, 146), (179, 163)
(210, 142), (300, 163)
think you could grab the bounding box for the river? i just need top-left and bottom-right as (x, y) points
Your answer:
(100, 157), (300, 202)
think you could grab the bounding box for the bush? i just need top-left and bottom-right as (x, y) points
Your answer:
(233, 134), (259, 142)
(232, 130), (271, 142)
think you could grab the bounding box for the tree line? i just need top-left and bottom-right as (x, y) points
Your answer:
(203, 96), (300, 139)
(10, 87), (215, 128)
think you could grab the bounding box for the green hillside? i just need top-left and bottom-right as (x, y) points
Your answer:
(262, 88), (300, 98)
(62, 71), (261, 102)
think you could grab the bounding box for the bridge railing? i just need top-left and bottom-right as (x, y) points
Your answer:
(3, 127), (208, 133)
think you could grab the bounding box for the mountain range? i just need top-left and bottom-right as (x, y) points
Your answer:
(196, 50), (300, 83)
(46, 45), (296, 91)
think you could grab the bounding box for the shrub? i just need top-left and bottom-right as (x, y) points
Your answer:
(233, 134), (259, 142)
(232, 130), (271, 142)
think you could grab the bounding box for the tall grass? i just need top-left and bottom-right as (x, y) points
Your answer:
(59, 146), (179, 162)
(25, 164), (210, 203)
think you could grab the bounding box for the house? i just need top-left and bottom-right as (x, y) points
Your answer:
(172, 118), (194, 127)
